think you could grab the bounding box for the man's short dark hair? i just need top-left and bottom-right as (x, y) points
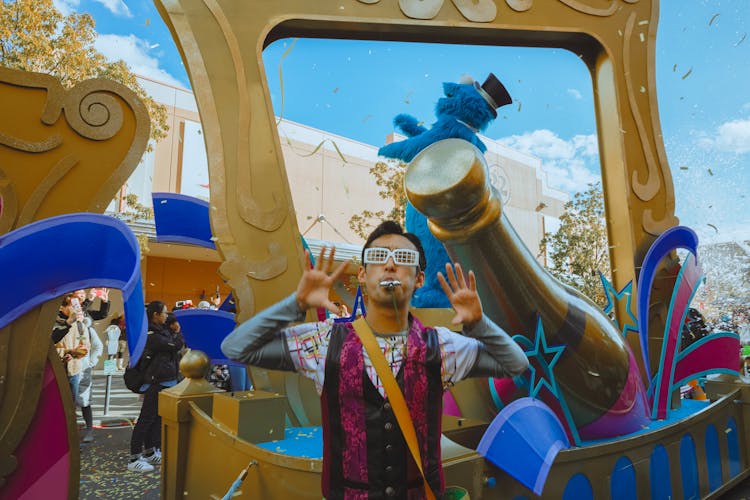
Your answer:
(361, 220), (426, 271)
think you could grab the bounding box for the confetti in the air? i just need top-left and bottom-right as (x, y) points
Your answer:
(681, 67), (693, 80)
(708, 13), (720, 26)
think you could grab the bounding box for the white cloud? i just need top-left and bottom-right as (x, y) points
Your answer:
(572, 134), (598, 157)
(52, 0), (79, 16)
(696, 118), (750, 154)
(93, 0), (132, 17)
(567, 88), (583, 100)
(95, 34), (183, 87)
(713, 119), (750, 154)
(498, 129), (600, 193)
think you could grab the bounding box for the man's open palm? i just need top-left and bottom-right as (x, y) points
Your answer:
(437, 263), (483, 327)
(296, 247), (349, 315)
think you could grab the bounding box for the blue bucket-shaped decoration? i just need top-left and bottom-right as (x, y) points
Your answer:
(477, 397), (569, 495)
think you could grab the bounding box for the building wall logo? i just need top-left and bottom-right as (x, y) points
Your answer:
(489, 163), (511, 206)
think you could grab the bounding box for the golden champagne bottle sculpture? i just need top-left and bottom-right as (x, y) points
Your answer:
(405, 138), (648, 439)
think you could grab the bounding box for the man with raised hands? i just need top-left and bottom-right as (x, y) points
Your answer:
(222, 220), (527, 499)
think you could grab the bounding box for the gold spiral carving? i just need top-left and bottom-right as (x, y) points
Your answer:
(82, 79), (150, 214)
(62, 81), (123, 141)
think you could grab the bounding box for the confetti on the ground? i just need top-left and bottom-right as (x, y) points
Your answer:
(79, 427), (160, 499)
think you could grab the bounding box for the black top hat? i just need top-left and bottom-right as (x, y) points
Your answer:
(474, 73), (512, 117)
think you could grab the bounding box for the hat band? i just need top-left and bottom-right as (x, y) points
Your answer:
(476, 85), (498, 109)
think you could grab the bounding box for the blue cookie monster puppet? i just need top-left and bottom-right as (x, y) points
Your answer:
(378, 73), (512, 308)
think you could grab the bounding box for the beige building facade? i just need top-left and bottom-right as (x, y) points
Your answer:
(115, 76), (567, 306)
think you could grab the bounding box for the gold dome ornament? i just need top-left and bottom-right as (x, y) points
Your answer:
(180, 349), (210, 379)
(165, 349), (224, 396)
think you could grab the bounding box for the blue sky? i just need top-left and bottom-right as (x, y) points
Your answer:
(52, 0), (750, 243)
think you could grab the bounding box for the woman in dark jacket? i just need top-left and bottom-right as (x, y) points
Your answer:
(127, 301), (185, 472)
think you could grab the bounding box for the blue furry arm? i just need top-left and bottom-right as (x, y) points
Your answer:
(393, 114), (427, 137)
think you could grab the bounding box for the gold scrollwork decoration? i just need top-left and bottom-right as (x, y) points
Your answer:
(642, 207), (677, 236)
(398, 0), (443, 19)
(246, 242), (288, 281)
(0, 167), (18, 235)
(82, 79), (151, 213)
(0, 132), (62, 153)
(505, 0), (532, 12)
(61, 80), (124, 141)
(203, 0), (286, 232)
(557, 0), (618, 17)
(622, 13), (660, 202)
(451, 0), (497, 22)
(17, 154), (78, 227)
(356, 0), (497, 22)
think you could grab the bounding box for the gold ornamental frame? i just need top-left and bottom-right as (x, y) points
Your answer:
(154, 0), (677, 343)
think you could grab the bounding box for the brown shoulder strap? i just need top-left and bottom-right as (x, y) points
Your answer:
(352, 318), (436, 500)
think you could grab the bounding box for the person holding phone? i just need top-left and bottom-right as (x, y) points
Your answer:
(52, 288), (112, 442)
(54, 294), (92, 403)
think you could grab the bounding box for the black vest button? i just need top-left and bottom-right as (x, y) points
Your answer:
(384, 402), (392, 410)
(385, 486), (396, 496)
(385, 444), (393, 452)
(385, 422), (394, 431)
(385, 465), (393, 473)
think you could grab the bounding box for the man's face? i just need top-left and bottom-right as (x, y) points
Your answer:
(358, 234), (424, 307)
(73, 289), (86, 303)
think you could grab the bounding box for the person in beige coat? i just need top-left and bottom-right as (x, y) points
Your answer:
(55, 294), (91, 403)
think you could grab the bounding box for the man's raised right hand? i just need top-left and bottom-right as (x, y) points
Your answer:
(295, 247), (349, 315)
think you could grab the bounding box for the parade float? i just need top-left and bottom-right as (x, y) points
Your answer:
(1, 0), (748, 498)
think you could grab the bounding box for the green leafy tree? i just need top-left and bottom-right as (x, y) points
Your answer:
(0, 0), (168, 150)
(116, 192), (154, 256)
(348, 159), (407, 240)
(539, 182), (610, 306)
